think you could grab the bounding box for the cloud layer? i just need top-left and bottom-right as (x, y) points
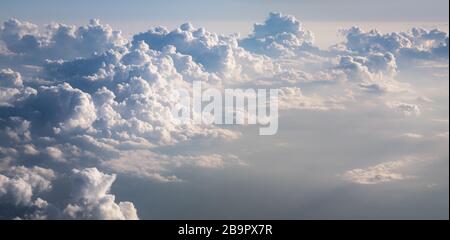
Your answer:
(0, 12), (448, 219)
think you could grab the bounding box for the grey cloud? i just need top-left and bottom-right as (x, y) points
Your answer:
(387, 102), (421, 116)
(0, 166), (55, 206)
(0, 68), (23, 88)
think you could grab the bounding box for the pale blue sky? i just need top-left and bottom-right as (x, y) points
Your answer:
(1, 0), (448, 23)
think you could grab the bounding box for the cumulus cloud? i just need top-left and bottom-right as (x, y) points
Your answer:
(0, 18), (41, 54)
(0, 167), (137, 220)
(26, 83), (97, 134)
(0, 18), (126, 66)
(42, 42), (241, 147)
(63, 168), (138, 220)
(132, 22), (277, 81)
(0, 68), (23, 88)
(0, 68), (36, 106)
(333, 52), (409, 94)
(340, 26), (449, 61)
(342, 158), (415, 185)
(240, 12), (316, 57)
(0, 166), (55, 206)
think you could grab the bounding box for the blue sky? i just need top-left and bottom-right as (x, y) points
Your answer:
(1, 0), (449, 22)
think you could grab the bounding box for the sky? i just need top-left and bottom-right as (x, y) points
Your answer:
(0, 1), (449, 220)
(1, 0), (449, 22)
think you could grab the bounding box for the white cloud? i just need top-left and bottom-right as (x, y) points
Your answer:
(132, 23), (277, 82)
(334, 52), (408, 94)
(342, 158), (415, 184)
(63, 168), (138, 220)
(340, 26), (449, 61)
(0, 18), (41, 54)
(45, 146), (65, 162)
(0, 166), (55, 206)
(0, 18), (126, 64)
(278, 87), (346, 111)
(401, 133), (424, 139)
(103, 150), (245, 182)
(1, 167), (137, 220)
(240, 12), (316, 57)
(24, 83), (97, 134)
(0, 68), (36, 106)
(435, 131), (449, 139)
(387, 102), (421, 116)
(23, 144), (39, 155)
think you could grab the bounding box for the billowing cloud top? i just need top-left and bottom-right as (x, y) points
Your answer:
(240, 12), (316, 57)
(341, 26), (449, 61)
(0, 18), (125, 63)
